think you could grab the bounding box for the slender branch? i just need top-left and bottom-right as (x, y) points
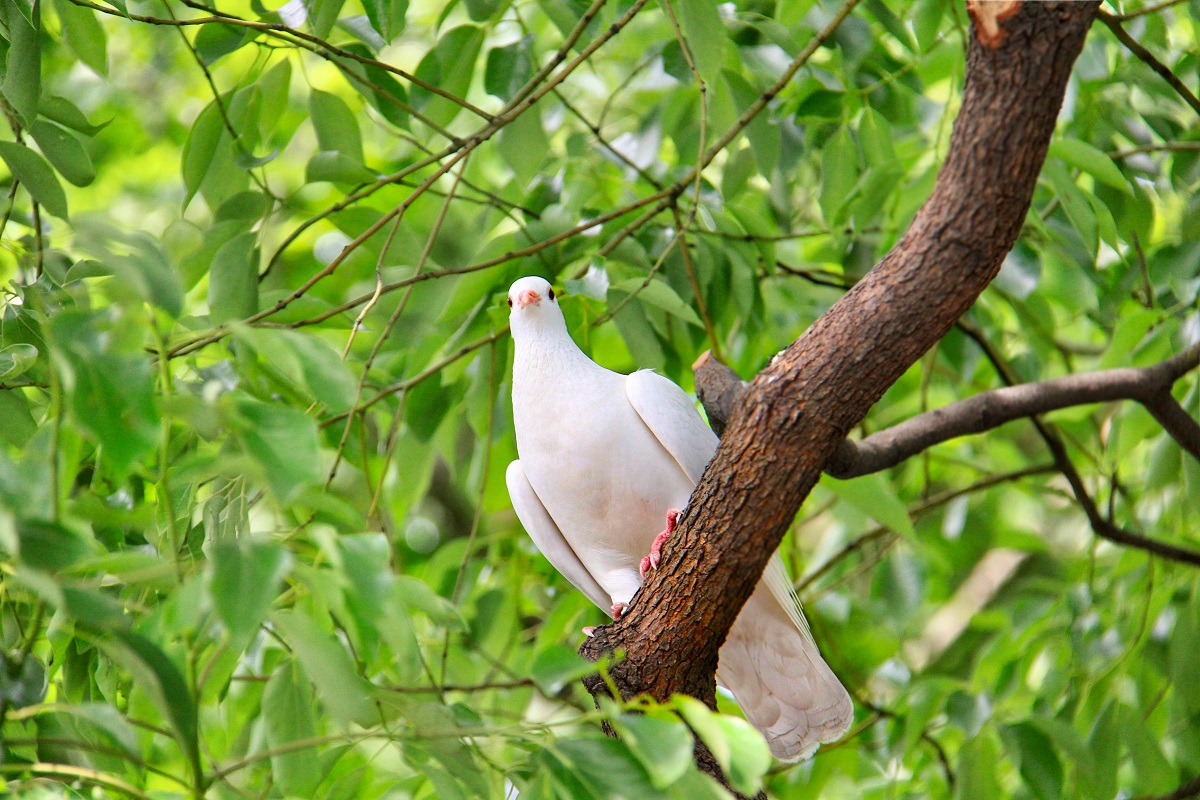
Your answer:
(1110, 0), (1188, 21)
(957, 325), (1200, 567)
(826, 342), (1200, 478)
(1111, 141), (1200, 159)
(1041, 420), (1200, 566)
(796, 464), (1055, 593)
(1097, 9), (1200, 118)
(1141, 390), (1200, 460)
(694, 343), (1200, 477)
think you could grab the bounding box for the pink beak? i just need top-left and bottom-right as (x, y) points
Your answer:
(515, 289), (541, 308)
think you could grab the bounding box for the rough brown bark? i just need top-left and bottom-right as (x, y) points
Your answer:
(580, 0), (1101, 786)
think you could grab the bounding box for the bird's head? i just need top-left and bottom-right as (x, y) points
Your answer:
(507, 276), (565, 340)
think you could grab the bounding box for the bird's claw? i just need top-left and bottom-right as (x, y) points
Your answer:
(611, 602), (629, 619)
(639, 508), (682, 579)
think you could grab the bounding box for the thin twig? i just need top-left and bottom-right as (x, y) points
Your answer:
(1097, 10), (1200, 118)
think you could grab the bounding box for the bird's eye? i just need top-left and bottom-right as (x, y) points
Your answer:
(507, 297), (513, 308)
(548, 288), (556, 301)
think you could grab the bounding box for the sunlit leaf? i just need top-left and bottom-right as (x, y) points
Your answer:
(0, 141), (69, 219)
(272, 610), (376, 726)
(210, 538), (291, 642)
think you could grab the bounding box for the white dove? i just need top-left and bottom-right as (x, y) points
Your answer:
(504, 275), (853, 761)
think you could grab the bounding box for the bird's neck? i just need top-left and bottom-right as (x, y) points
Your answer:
(513, 323), (591, 376)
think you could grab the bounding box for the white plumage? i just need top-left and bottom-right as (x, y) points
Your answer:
(505, 276), (853, 761)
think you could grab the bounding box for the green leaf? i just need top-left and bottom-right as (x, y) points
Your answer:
(865, 0), (916, 52)
(0, 391), (36, 447)
(0, 650), (47, 711)
(484, 38), (533, 101)
(820, 127), (858, 223)
(555, 737), (661, 798)
(529, 643), (594, 695)
(337, 43), (410, 129)
(675, 696), (769, 796)
(210, 539), (291, 642)
(463, 0), (502, 21)
(821, 473), (915, 537)
(194, 23), (254, 65)
(614, 713), (695, 789)
(858, 108), (896, 165)
(1, 0), (41, 126)
(1002, 722), (1062, 800)
(913, 0), (948, 51)
(290, 338), (356, 412)
(0, 342), (37, 379)
(303, 0), (345, 38)
(49, 310), (160, 478)
(403, 375), (459, 441)
(497, 104), (548, 186)
(39, 95), (107, 135)
(29, 119), (96, 187)
(182, 99), (225, 207)
(955, 734), (1002, 800)
(208, 231), (259, 322)
(263, 659), (321, 796)
(116, 235), (186, 317)
(271, 610), (377, 726)
(611, 278), (703, 327)
(229, 398), (322, 504)
(39, 703), (140, 757)
(361, 0), (406, 39)
(13, 519), (100, 572)
(723, 70), (778, 177)
(1098, 308), (1156, 370)
(1045, 159), (1097, 257)
(1171, 602), (1200, 715)
(0, 141), (69, 219)
(52, 0), (107, 74)
(305, 151), (377, 185)
(102, 630), (200, 775)
(393, 575), (464, 629)
(679, 0), (728, 85)
(1048, 138), (1131, 195)
(1124, 702), (1175, 795)
(310, 89), (364, 163)
(411, 25), (484, 127)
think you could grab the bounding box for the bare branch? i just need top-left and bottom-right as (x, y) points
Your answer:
(957, 327), (1200, 568)
(826, 342), (1200, 478)
(692, 351), (747, 437)
(1142, 390), (1200, 461)
(1098, 9), (1200, 118)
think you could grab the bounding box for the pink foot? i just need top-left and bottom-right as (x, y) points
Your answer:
(640, 509), (682, 578)
(610, 602), (629, 619)
(582, 626), (596, 637)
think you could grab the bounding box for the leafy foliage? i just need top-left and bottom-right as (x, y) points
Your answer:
(1, 0), (1198, 798)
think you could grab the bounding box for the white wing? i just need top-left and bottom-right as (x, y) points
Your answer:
(625, 370), (718, 483)
(627, 370), (811, 635)
(506, 461), (612, 612)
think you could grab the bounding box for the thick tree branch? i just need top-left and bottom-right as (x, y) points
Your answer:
(696, 343), (1200, 474)
(826, 342), (1200, 477)
(579, 0), (1101, 778)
